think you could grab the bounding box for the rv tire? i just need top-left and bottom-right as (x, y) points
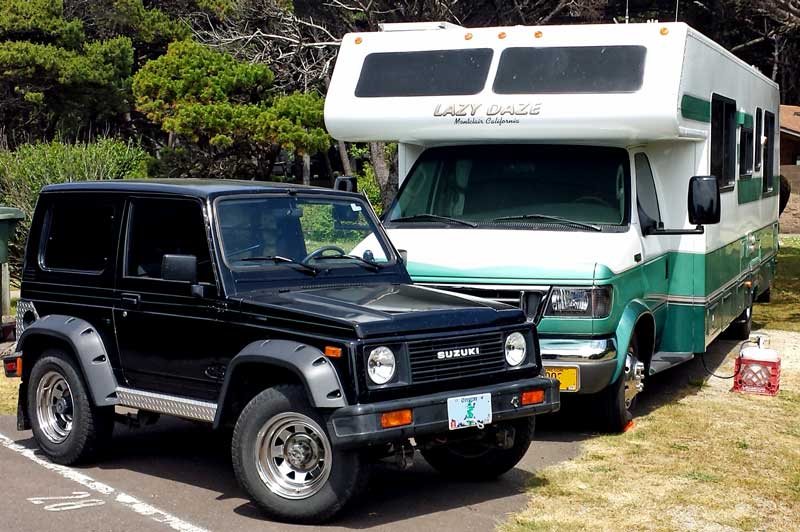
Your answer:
(595, 334), (641, 433)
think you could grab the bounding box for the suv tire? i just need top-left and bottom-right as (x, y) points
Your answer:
(231, 384), (368, 524)
(420, 418), (533, 480)
(27, 349), (114, 465)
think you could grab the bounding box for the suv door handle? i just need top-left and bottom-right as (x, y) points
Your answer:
(121, 293), (141, 308)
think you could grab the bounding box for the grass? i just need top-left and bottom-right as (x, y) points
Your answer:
(754, 235), (800, 332)
(502, 332), (800, 532)
(0, 377), (18, 415)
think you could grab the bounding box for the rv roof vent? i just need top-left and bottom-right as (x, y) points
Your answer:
(379, 22), (463, 32)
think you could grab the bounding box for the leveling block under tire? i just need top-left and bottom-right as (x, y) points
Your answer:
(8, 179), (559, 524)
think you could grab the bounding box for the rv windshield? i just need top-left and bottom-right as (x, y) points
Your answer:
(385, 145), (630, 229)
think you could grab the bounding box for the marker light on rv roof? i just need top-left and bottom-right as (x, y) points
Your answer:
(498, 31), (507, 39)
(660, 27), (669, 35)
(534, 30), (543, 38)
(355, 36), (363, 44)
(465, 32), (473, 40)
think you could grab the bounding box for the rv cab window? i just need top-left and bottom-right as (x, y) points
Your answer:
(710, 94), (737, 190)
(387, 145), (630, 229)
(634, 153), (661, 231)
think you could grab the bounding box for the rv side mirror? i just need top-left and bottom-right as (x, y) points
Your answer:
(688, 175), (721, 226)
(334, 175), (358, 193)
(161, 254), (198, 284)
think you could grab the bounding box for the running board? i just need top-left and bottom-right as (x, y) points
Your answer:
(649, 352), (695, 375)
(116, 387), (217, 422)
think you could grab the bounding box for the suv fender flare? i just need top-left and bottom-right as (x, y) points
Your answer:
(17, 315), (119, 407)
(213, 339), (347, 429)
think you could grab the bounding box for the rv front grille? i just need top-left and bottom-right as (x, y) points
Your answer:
(420, 283), (550, 322)
(408, 331), (505, 384)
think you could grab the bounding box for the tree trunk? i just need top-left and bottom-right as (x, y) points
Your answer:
(369, 141), (398, 212)
(337, 140), (352, 175)
(302, 153), (311, 186)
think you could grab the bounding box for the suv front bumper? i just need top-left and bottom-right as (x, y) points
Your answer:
(327, 377), (559, 448)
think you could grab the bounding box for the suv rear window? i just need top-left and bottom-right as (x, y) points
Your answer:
(355, 49), (493, 97)
(41, 199), (117, 273)
(493, 46), (647, 94)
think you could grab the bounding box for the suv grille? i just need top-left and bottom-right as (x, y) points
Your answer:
(408, 331), (505, 384)
(420, 284), (550, 322)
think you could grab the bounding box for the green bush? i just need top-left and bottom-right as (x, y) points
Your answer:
(358, 163), (383, 216)
(0, 139), (149, 275)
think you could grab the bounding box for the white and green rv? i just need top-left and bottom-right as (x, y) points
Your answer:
(325, 22), (781, 431)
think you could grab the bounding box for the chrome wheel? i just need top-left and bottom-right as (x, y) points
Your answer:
(623, 347), (645, 409)
(35, 371), (74, 444)
(255, 412), (332, 500)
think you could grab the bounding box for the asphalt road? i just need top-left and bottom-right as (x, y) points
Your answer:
(0, 337), (740, 532)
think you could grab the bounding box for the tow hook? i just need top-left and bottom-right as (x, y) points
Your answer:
(393, 443), (415, 470)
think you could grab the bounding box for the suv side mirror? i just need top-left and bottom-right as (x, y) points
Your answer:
(333, 175), (358, 193)
(688, 175), (721, 225)
(161, 254), (197, 283)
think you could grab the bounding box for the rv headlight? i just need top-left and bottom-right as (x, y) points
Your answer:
(367, 346), (396, 385)
(505, 332), (527, 367)
(546, 286), (613, 318)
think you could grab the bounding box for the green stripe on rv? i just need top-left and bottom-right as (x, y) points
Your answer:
(737, 111), (754, 129)
(738, 177), (762, 204)
(680, 94), (711, 122)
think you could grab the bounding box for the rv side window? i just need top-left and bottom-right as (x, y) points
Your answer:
(634, 153), (661, 231)
(710, 94), (737, 190)
(763, 110), (776, 193)
(493, 46), (646, 94)
(355, 49), (493, 98)
(755, 108), (763, 171)
(739, 120), (754, 177)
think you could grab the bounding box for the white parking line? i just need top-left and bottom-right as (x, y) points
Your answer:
(0, 432), (209, 532)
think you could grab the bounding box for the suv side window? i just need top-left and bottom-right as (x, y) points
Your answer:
(125, 198), (214, 283)
(634, 153), (661, 231)
(41, 197), (118, 273)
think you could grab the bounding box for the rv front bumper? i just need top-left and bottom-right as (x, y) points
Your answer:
(540, 337), (618, 394)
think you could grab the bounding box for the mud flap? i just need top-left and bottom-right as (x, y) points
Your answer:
(17, 381), (30, 430)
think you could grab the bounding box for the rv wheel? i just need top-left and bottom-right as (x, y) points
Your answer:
(726, 296), (754, 340)
(595, 334), (643, 433)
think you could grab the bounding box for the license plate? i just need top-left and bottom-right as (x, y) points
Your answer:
(447, 393), (492, 430)
(545, 366), (580, 392)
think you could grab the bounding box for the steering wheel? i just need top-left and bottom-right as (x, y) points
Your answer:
(303, 245), (346, 263)
(576, 196), (613, 208)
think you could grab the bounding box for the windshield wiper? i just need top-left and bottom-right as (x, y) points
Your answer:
(491, 213), (602, 232)
(388, 214), (477, 228)
(312, 254), (384, 272)
(239, 255), (321, 275)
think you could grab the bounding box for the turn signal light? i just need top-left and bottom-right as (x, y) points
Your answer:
(3, 357), (21, 378)
(324, 346), (342, 358)
(521, 389), (545, 406)
(380, 409), (412, 428)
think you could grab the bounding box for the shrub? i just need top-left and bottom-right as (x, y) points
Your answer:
(0, 138), (149, 276)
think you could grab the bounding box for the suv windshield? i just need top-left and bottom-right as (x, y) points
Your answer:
(216, 195), (393, 276)
(386, 145), (630, 228)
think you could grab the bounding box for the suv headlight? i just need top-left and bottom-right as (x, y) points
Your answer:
(505, 332), (527, 367)
(545, 286), (613, 318)
(367, 346), (396, 384)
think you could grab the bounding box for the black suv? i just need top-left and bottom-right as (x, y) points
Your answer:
(5, 180), (559, 523)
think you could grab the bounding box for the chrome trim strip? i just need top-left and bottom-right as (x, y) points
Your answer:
(116, 387), (217, 422)
(540, 338), (617, 362)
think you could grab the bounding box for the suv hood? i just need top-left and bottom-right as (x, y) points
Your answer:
(237, 283), (525, 338)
